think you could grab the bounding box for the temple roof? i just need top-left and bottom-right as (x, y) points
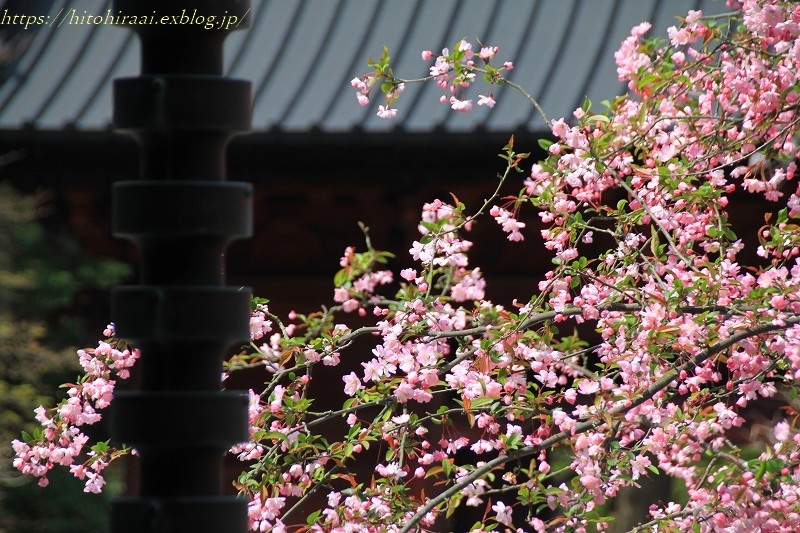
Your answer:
(0, 0), (726, 134)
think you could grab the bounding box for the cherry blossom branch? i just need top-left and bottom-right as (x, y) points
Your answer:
(599, 161), (700, 272)
(304, 398), (394, 430)
(463, 151), (522, 228)
(401, 313), (800, 532)
(495, 76), (549, 125)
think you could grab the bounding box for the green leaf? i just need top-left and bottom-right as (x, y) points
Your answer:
(636, 72), (659, 89)
(650, 225), (660, 256)
(723, 226), (737, 240)
(585, 114), (610, 124)
(765, 458), (783, 474)
(538, 138), (554, 150)
(419, 220), (440, 233)
(467, 397), (494, 409)
(442, 458), (453, 477)
(263, 431), (290, 444)
(673, 277), (684, 293)
(252, 296), (270, 308)
(91, 440), (110, 454)
(334, 268), (349, 287)
(306, 510), (322, 526)
(753, 460), (767, 480)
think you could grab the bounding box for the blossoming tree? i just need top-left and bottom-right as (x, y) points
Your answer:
(13, 0), (800, 530)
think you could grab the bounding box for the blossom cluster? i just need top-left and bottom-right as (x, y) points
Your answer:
(422, 40), (513, 112)
(11, 324), (139, 493)
(351, 39), (513, 118)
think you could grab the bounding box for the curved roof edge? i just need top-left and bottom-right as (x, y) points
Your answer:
(0, 0), (728, 134)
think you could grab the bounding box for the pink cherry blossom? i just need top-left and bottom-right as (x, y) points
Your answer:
(376, 105), (397, 119)
(22, 4), (800, 532)
(477, 94), (496, 108)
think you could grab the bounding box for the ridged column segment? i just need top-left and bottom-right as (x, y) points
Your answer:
(108, 2), (253, 532)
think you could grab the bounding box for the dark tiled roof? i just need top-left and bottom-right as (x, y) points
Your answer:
(0, 0), (726, 134)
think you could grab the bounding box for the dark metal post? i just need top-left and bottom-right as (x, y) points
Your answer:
(108, 2), (252, 532)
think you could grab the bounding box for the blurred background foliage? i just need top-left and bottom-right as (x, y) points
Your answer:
(0, 182), (131, 532)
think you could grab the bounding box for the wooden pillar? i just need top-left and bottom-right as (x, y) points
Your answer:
(108, 2), (252, 531)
